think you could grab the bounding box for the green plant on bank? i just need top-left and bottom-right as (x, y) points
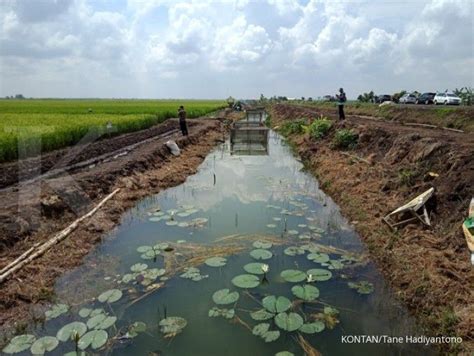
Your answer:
(397, 168), (417, 187)
(279, 119), (306, 135)
(305, 118), (332, 140)
(332, 129), (358, 149)
(264, 114), (272, 127)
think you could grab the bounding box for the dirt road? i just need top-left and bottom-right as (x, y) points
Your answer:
(0, 115), (233, 330)
(270, 103), (473, 353)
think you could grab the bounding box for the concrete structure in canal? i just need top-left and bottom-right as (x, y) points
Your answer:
(230, 107), (269, 155)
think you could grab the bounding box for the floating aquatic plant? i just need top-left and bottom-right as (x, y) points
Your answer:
(283, 246), (305, 256)
(250, 309), (274, 321)
(159, 317), (187, 338)
(126, 321), (147, 338)
(208, 307), (235, 319)
(78, 330), (108, 350)
(252, 323), (280, 342)
(130, 263), (148, 273)
(306, 268), (332, 281)
(287, 230), (299, 235)
(2, 334), (36, 354)
(57, 322), (87, 342)
(275, 352), (294, 356)
(299, 321), (325, 334)
(262, 296), (291, 314)
(78, 308), (103, 318)
(280, 270), (307, 283)
(205, 257), (227, 267)
(266, 224), (277, 228)
(274, 312), (304, 332)
(253, 241), (273, 249)
(45, 303), (69, 320)
(231, 274), (260, 288)
(212, 289), (239, 305)
(97, 289), (122, 303)
(250, 249), (273, 260)
(348, 281), (374, 294)
(307, 252), (330, 264)
(30, 336), (59, 354)
(243, 262), (267, 275)
(180, 267), (208, 281)
(291, 285), (320, 301)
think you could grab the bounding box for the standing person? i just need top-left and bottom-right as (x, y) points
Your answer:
(178, 105), (188, 136)
(336, 88), (346, 120)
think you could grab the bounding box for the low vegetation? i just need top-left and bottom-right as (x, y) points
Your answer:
(305, 117), (332, 140)
(332, 129), (358, 149)
(279, 119), (306, 135)
(0, 99), (225, 161)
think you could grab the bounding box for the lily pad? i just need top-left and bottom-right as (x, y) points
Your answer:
(306, 268), (332, 281)
(250, 309), (275, 321)
(266, 224), (277, 228)
(243, 262), (267, 275)
(274, 312), (304, 332)
(208, 307), (235, 319)
(45, 303), (69, 320)
(307, 252), (330, 264)
(159, 317), (187, 338)
(127, 321), (147, 338)
(165, 220), (178, 226)
(275, 352), (295, 356)
(87, 314), (107, 329)
(137, 245), (152, 253)
(98, 289), (122, 303)
(212, 289), (239, 305)
(30, 336), (58, 354)
(299, 321), (325, 334)
(180, 267), (208, 281)
(205, 257), (227, 267)
(78, 330), (108, 350)
(94, 316), (117, 330)
(250, 249), (273, 260)
(142, 268), (166, 280)
(291, 284), (320, 301)
(252, 323), (280, 343)
(348, 281), (374, 294)
(231, 274), (260, 288)
(2, 334), (36, 354)
(253, 241), (273, 249)
(287, 230), (298, 235)
(262, 296), (291, 313)
(130, 263), (148, 272)
(280, 269), (306, 283)
(283, 246), (305, 256)
(322, 260), (345, 270)
(57, 322), (88, 342)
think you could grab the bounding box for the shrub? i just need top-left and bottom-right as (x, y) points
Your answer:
(280, 119), (305, 135)
(332, 129), (358, 149)
(307, 118), (332, 139)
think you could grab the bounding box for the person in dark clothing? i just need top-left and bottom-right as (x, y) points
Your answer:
(336, 88), (346, 120)
(178, 105), (188, 136)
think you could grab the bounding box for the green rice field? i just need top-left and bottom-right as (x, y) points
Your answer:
(0, 99), (225, 162)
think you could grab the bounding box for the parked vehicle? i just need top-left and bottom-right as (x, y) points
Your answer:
(375, 94), (391, 103)
(399, 93), (417, 104)
(433, 93), (461, 105)
(416, 92), (436, 104)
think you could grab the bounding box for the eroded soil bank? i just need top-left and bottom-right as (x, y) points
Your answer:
(269, 103), (473, 353)
(0, 115), (234, 332)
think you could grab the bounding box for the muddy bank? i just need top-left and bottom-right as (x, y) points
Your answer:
(0, 117), (231, 332)
(269, 104), (473, 353)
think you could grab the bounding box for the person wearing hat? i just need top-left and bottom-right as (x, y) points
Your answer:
(336, 88), (347, 120)
(178, 105), (188, 136)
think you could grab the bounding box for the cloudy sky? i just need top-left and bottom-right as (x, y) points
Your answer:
(0, 0), (472, 99)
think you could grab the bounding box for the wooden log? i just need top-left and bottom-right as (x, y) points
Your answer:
(0, 188), (120, 284)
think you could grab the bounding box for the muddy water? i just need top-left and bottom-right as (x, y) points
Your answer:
(22, 132), (432, 355)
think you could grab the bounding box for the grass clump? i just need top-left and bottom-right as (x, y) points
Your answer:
(306, 118), (332, 139)
(280, 119), (306, 135)
(332, 129), (358, 149)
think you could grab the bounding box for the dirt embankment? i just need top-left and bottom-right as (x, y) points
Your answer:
(0, 115), (234, 331)
(270, 103), (474, 353)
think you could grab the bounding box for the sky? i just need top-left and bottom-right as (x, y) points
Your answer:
(0, 0), (473, 99)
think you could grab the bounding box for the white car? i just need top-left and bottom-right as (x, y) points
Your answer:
(399, 93), (417, 104)
(433, 93), (461, 105)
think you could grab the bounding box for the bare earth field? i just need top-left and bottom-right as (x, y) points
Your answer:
(269, 103), (473, 353)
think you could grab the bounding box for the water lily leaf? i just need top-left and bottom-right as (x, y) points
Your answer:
(149, 217), (161, 222)
(274, 312), (304, 332)
(306, 268), (332, 281)
(253, 241), (273, 249)
(121, 273), (136, 283)
(57, 322), (87, 342)
(137, 245), (152, 253)
(90, 308), (104, 317)
(297, 224), (307, 228)
(307, 252), (330, 264)
(78, 330), (108, 350)
(243, 262), (267, 275)
(205, 257), (227, 267)
(141, 250), (157, 260)
(283, 246), (305, 256)
(272, 217), (282, 221)
(142, 268), (166, 280)
(64, 352), (86, 356)
(94, 316), (117, 330)
(98, 289), (122, 303)
(180, 267), (208, 281)
(127, 321), (147, 337)
(131, 263), (148, 272)
(30, 336), (58, 354)
(231, 274), (260, 288)
(177, 240), (186, 244)
(78, 308), (92, 318)
(287, 230), (298, 235)
(250, 249), (273, 260)
(45, 303), (69, 320)
(165, 220), (178, 226)
(280, 269), (306, 283)
(299, 321), (325, 334)
(275, 352), (294, 356)
(291, 284), (320, 301)
(266, 224), (277, 228)
(87, 314), (107, 329)
(2, 334), (35, 354)
(322, 260), (344, 270)
(348, 281), (374, 294)
(159, 317), (187, 338)
(208, 307), (235, 319)
(212, 289), (239, 305)
(252, 323), (280, 342)
(250, 309), (275, 321)
(262, 296), (291, 313)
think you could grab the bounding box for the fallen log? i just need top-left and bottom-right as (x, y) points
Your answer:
(0, 188), (120, 284)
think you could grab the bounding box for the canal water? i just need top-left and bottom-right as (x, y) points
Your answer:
(4, 131), (433, 356)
